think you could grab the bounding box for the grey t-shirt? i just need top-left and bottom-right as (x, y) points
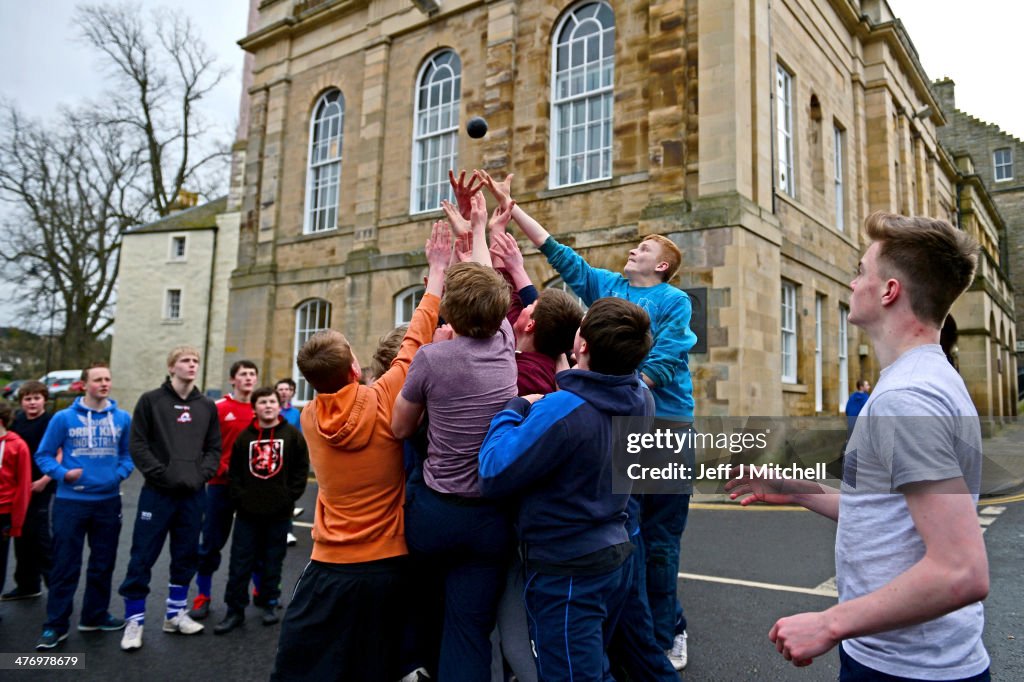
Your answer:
(837, 344), (988, 679)
(401, 319), (517, 496)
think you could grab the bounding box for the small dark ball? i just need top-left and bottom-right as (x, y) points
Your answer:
(466, 116), (488, 139)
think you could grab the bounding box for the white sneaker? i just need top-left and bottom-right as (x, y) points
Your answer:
(398, 667), (431, 682)
(163, 609), (204, 635)
(666, 630), (688, 671)
(292, 507), (303, 518)
(286, 533), (297, 546)
(121, 621), (143, 650)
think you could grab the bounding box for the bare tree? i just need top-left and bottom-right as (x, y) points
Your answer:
(77, 3), (229, 215)
(0, 3), (231, 367)
(0, 104), (146, 367)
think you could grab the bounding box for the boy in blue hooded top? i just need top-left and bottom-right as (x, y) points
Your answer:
(34, 364), (133, 649)
(479, 298), (654, 681)
(479, 170), (698, 669)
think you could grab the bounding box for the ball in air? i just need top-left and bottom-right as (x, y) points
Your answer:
(466, 116), (488, 139)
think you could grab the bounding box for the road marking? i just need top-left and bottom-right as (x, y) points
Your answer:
(293, 521), (314, 528)
(690, 502), (806, 512)
(678, 571), (838, 598)
(980, 492), (1024, 506)
(977, 516), (997, 526)
(979, 506), (1006, 515)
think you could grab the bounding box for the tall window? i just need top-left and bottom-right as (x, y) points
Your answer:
(305, 90), (344, 234)
(395, 286), (425, 325)
(815, 295), (823, 411)
(834, 126), (845, 231)
(781, 281), (797, 383)
(776, 64), (795, 197)
(550, 1), (614, 188)
(994, 148), (1013, 182)
(838, 304), (849, 412)
(293, 299), (332, 402)
(412, 50), (461, 214)
(165, 289), (182, 320)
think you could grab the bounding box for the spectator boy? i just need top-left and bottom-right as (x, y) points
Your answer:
(727, 213), (990, 679)
(190, 360), (258, 619)
(271, 221), (448, 681)
(33, 365), (133, 649)
(0, 399), (32, 625)
(2, 381), (55, 601)
(118, 346), (220, 650)
(274, 378), (301, 429)
(214, 387), (307, 634)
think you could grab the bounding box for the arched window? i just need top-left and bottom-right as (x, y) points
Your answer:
(544, 276), (588, 312)
(304, 89), (344, 234)
(394, 285), (425, 326)
(550, 1), (614, 188)
(293, 298), (332, 402)
(412, 50), (461, 214)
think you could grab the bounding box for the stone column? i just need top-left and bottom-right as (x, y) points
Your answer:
(481, 0), (518, 174)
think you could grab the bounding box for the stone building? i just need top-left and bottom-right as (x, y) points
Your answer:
(109, 196), (238, 411)
(934, 78), (1024, 364)
(224, 0), (1014, 420)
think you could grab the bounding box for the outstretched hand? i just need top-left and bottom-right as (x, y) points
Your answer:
(723, 466), (797, 506)
(449, 169), (483, 219)
(488, 200), (516, 236)
(454, 231), (474, 263)
(469, 192), (488, 234)
(425, 220), (452, 270)
(490, 231), (524, 271)
(440, 200), (470, 236)
(477, 169), (515, 212)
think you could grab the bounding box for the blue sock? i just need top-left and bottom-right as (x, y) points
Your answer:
(166, 584), (188, 620)
(196, 574), (212, 598)
(124, 598), (146, 625)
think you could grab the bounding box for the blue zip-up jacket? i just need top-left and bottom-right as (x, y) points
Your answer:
(34, 397), (133, 501)
(479, 369), (654, 565)
(540, 237), (697, 420)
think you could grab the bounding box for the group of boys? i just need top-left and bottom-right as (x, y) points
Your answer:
(1, 165), (993, 681)
(0, 353), (308, 651)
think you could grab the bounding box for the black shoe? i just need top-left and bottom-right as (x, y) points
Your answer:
(2, 587), (43, 601)
(261, 604), (280, 626)
(213, 611), (244, 635)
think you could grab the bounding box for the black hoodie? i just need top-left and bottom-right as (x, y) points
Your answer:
(229, 418), (308, 521)
(130, 379), (221, 495)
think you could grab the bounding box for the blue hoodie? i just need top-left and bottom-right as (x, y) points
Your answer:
(540, 237), (697, 420)
(34, 397), (134, 501)
(478, 369), (654, 566)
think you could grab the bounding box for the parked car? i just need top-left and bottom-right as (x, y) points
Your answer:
(39, 370), (83, 392)
(1, 379), (28, 399)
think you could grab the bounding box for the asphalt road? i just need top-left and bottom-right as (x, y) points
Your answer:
(1, 473), (1021, 681)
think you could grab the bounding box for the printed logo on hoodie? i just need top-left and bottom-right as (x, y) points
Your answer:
(65, 413), (122, 455)
(249, 439), (284, 479)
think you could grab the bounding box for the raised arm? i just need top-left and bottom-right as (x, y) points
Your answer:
(491, 232), (532, 293)
(449, 169), (483, 220)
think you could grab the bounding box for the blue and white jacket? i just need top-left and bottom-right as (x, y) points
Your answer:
(479, 369), (654, 565)
(540, 237), (697, 420)
(35, 397), (133, 502)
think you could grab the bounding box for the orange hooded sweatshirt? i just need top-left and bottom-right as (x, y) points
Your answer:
(302, 293), (439, 564)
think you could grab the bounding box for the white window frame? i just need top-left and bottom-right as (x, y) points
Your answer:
(411, 50), (461, 215)
(838, 304), (849, 412)
(169, 235), (187, 261)
(776, 64), (795, 197)
(303, 89), (344, 234)
(994, 148), (1013, 182)
(394, 286), (425, 326)
(781, 281), (797, 383)
(834, 126), (845, 231)
(814, 295), (823, 411)
(165, 288), (182, 320)
(293, 299), (332, 403)
(549, 1), (615, 189)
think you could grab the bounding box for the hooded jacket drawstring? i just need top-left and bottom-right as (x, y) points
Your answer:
(85, 407), (118, 450)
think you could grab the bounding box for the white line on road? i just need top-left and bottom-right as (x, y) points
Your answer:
(678, 571), (839, 598)
(979, 506), (1006, 515)
(293, 521), (314, 528)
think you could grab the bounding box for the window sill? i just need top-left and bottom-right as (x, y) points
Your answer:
(162, 319), (184, 325)
(782, 382), (808, 394)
